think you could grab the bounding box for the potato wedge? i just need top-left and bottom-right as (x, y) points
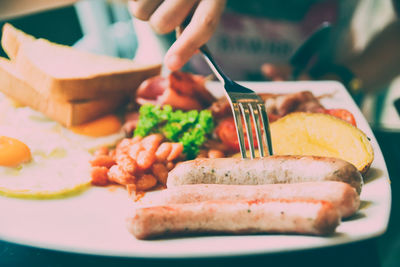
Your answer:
(270, 112), (374, 174)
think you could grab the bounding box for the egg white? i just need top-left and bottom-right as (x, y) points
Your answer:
(0, 93), (95, 198)
(60, 127), (125, 153)
(0, 92), (124, 153)
(0, 92), (128, 198)
(0, 125), (92, 198)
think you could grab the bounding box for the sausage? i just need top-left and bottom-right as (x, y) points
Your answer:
(167, 155), (363, 194)
(141, 182), (359, 218)
(127, 199), (340, 239)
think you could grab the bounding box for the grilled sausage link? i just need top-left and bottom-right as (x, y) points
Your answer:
(142, 182), (359, 218)
(167, 155), (363, 194)
(127, 199), (340, 239)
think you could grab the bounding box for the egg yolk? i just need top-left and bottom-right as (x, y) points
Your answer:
(0, 136), (32, 167)
(70, 114), (122, 137)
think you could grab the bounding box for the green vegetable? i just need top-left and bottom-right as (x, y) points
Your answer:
(134, 104), (214, 159)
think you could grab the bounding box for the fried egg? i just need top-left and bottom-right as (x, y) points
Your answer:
(62, 114), (125, 152)
(0, 126), (92, 199)
(0, 92), (126, 199)
(0, 136), (32, 167)
(0, 94), (59, 134)
(1, 93), (125, 152)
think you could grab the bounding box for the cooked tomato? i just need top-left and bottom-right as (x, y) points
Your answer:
(215, 117), (259, 152)
(215, 117), (240, 151)
(324, 109), (357, 126)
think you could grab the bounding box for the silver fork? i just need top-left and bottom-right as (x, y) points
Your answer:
(199, 45), (273, 158)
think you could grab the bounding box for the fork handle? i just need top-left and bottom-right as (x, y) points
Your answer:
(199, 45), (232, 86)
(178, 14), (231, 86)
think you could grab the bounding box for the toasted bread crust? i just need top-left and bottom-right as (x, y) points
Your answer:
(1, 23), (35, 60)
(0, 58), (127, 126)
(2, 23), (161, 101)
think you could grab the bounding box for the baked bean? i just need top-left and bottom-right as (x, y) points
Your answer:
(167, 142), (184, 161)
(131, 135), (142, 144)
(155, 142), (172, 162)
(108, 165), (135, 185)
(91, 166), (109, 186)
(128, 142), (144, 160)
(94, 146), (109, 156)
(141, 134), (164, 152)
(116, 138), (133, 153)
(135, 174), (157, 191)
(207, 149), (225, 159)
(114, 149), (125, 162)
(136, 150), (156, 170)
(196, 149), (208, 159)
(109, 149), (116, 159)
(166, 161), (175, 171)
(115, 149), (126, 162)
(151, 163), (168, 185)
(91, 132), (193, 194)
(90, 154), (115, 168)
(116, 155), (137, 174)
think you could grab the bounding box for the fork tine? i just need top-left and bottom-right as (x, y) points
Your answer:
(250, 103), (265, 157)
(198, 43), (273, 158)
(258, 103), (274, 156)
(232, 102), (247, 158)
(239, 102), (256, 159)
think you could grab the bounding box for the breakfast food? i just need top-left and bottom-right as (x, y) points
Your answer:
(0, 23), (162, 126)
(61, 114), (126, 152)
(167, 155), (363, 194)
(0, 91), (123, 198)
(1, 22), (35, 60)
(270, 112), (374, 174)
(142, 182), (360, 218)
(0, 28), (374, 240)
(128, 198), (341, 239)
(213, 93), (359, 152)
(0, 58), (126, 126)
(2, 23), (161, 101)
(90, 134), (184, 191)
(0, 136), (31, 167)
(0, 125), (91, 198)
(136, 71), (216, 111)
(89, 102), (218, 194)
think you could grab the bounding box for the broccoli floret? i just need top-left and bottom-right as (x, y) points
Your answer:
(133, 104), (214, 159)
(198, 110), (214, 134)
(133, 104), (161, 137)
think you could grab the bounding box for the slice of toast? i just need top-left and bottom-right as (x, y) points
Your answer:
(0, 58), (127, 126)
(1, 23), (161, 101)
(1, 23), (35, 60)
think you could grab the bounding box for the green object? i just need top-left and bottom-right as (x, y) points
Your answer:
(134, 104), (214, 159)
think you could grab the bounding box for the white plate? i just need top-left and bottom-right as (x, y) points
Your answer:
(0, 81), (391, 258)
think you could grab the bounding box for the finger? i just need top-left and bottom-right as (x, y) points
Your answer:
(261, 63), (292, 81)
(298, 73), (311, 81)
(164, 0), (226, 71)
(149, 0), (198, 34)
(128, 0), (163, 21)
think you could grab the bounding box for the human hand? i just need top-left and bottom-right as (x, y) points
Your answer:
(128, 0), (226, 71)
(261, 62), (363, 100)
(261, 63), (310, 81)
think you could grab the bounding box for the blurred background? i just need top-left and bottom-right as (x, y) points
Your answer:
(0, 0), (399, 266)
